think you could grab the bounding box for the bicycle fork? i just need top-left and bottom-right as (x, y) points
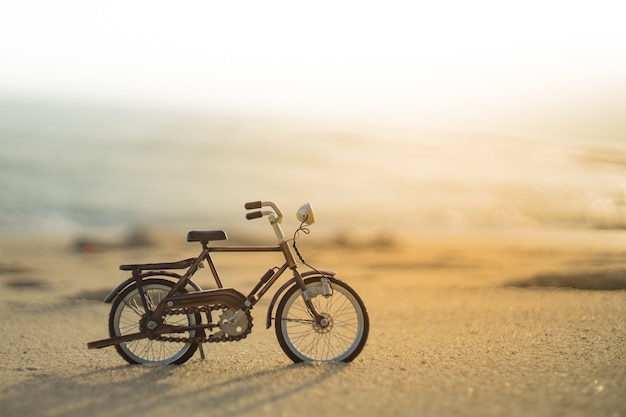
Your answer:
(296, 271), (333, 327)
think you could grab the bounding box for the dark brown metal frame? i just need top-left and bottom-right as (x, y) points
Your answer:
(153, 242), (296, 315)
(88, 238), (329, 350)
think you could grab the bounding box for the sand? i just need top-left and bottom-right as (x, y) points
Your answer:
(0, 228), (624, 417)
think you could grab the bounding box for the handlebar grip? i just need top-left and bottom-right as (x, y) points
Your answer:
(246, 211), (263, 220)
(245, 201), (262, 210)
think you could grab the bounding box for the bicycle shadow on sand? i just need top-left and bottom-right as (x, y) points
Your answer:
(0, 360), (348, 417)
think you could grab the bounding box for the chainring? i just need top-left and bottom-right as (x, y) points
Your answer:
(215, 308), (250, 338)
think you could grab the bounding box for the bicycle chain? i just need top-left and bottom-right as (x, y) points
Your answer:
(151, 304), (253, 344)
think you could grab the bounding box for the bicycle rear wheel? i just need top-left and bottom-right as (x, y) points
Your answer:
(275, 277), (369, 362)
(109, 278), (199, 365)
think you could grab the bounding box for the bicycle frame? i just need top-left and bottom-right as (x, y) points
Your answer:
(88, 207), (332, 350)
(150, 240), (302, 319)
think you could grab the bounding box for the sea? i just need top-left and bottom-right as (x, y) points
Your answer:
(1, 97), (625, 241)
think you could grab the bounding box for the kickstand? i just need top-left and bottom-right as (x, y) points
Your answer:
(198, 343), (206, 360)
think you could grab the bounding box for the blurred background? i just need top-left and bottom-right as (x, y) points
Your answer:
(1, 0), (625, 240)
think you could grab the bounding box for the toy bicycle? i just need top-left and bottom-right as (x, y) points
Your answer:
(88, 201), (369, 364)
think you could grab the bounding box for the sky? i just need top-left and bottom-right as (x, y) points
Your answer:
(1, 0), (625, 138)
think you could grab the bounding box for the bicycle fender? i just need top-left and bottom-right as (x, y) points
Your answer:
(265, 269), (335, 329)
(102, 272), (202, 303)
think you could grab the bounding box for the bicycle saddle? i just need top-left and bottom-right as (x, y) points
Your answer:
(186, 230), (227, 243)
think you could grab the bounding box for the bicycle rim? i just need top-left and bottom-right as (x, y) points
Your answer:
(276, 278), (368, 362)
(110, 280), (197, 364)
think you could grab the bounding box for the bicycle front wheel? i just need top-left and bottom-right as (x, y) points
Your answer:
(109, 278), (199, 365)
(275, 277), (369, 362)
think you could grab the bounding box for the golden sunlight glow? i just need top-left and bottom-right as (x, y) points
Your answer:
(1, 0), (625, 136)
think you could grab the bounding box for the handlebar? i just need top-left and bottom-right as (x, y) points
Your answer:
(244, 201), (262, 210)
(245, 211), (263, 220)
(244, 201), (283, 224)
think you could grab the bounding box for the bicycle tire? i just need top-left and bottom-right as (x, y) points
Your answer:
(109, 278), (199, 365)
(275, 277), (369, 362)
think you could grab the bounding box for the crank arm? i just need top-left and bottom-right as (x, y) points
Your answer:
(87, 331), (148, 349)
(87, 322), (215, 349)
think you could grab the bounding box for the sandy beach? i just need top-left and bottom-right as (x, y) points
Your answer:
(0, 228), (624, 417)
(3, 1), (626, 414)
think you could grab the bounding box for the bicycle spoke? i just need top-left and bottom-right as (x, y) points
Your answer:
(276, 278), (368, 362)
(111, 280), (198, 364)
